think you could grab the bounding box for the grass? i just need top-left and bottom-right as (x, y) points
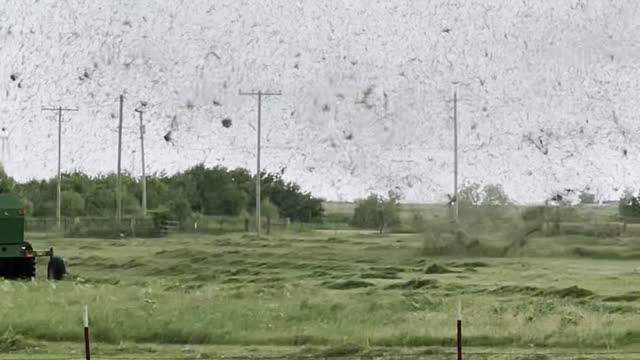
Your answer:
(1, 223), (639, 358)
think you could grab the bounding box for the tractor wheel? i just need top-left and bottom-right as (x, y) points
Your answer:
(47, 257), (66, 280)
(18, 257), (36, 279)
(18, 242), (36, 279)
(0, 258), (10, 279)
(0, 258), (33, 279)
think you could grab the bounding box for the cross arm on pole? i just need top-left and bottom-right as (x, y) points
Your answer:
(41, 107), (79, 112)
(239, 90), (282, 96)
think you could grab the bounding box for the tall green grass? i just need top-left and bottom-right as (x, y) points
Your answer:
(0, 231), (636, 352)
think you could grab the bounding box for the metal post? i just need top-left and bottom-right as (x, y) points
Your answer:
(57, 107), (62, 230)
(135, 108), (147, 217)
(41, 106), (78, 231)
(117, 95), (123, 224)
(453, 91), (458, 222)
(239, 89), (282, 238)
(256, 91), (262, 236)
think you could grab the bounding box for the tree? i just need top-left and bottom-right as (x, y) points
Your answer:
(0, 162), (322, 224)
(481, 184), (509, 206)
(457, 182), (510, 207)
(352, 191), (401, 233)
(0, 165), (15, 193)
(61, 191), (85, 217)
(619, 189), (640, 221)
(579, 191), (596, 205)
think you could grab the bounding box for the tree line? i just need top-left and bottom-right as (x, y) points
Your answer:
(0, 164), (324, 223)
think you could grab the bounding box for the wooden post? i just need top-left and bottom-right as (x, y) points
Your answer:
(83, 305), (91, 360)
(266, 216), (271, 235)
(457, 301), (462, 360)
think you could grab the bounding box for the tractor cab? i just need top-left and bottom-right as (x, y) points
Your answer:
(0, 193), (65, 280)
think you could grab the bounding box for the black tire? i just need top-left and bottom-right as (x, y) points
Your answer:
(19, 257), (35, 279)
(0, 258), (34, 279)
(19, 242), (35, 279)
(0, 258), (11, 279)
(47, 257), (66, 280)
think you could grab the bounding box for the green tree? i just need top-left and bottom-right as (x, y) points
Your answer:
(481, 184), (510, 206)
(619, 189), (640, 221)
(579, 191), (596, 205)
(61, 191), (85, 217)
(261, 197), (279, 220)
(352, 191), (401, 233)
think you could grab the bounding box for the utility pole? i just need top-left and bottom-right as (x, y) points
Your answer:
(0, 127), (9, 165)
(134, 107), (147, 218)
(239, 89), (282, 237)
(41, 106), (79, 231)
(453, 90), (459, 222)
(116, 95), (124, 226)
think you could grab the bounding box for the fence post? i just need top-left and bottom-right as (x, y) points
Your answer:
(266, 216), (271, 235)
(83, 305), (91, 360)
(457, 301), (462, 360)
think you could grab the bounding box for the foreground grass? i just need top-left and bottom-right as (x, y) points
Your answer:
(1, 230), (639, 357)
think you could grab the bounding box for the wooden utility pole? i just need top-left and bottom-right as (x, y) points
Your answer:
(116, 95), (124, 225)
(41, 106), (78, 230)
(238, 89), (282, 237)
(453, 91), (459, 222)
(134, 107), (147, 218)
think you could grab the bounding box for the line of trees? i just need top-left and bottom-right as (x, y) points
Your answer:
(0, 164), (324, 223)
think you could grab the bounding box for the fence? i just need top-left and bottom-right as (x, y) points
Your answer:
(32, 303), (640, 360)
(25, 215), (292, 238)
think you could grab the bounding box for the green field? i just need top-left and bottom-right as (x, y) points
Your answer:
(0, 224), (639, 359)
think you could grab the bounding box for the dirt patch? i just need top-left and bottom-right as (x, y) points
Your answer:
(424, 264), (456, 274)
(322, 280), (375, 290)
(548, 285), (594, 299)
(0, 329), (37, 352)
(490, 285), (594, 299)
(448, 261), (490, 268)
(360, 272), (401, 280)
(385, 279), (438, 290)
(317, 343), (364, 357)
(602, 292), (640, 302)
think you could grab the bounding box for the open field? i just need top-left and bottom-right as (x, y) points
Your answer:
(0, 228), (638, 359)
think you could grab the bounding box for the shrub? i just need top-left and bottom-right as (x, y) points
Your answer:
(351, 191), (401, 233)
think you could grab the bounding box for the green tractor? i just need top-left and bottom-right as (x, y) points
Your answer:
(0, 194), (66, 280)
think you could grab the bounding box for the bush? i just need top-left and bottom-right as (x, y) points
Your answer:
(61, 191), (85, 217)
(351, 191), (401, 233)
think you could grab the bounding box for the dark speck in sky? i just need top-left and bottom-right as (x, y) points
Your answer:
(221, 118), (232, 128)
